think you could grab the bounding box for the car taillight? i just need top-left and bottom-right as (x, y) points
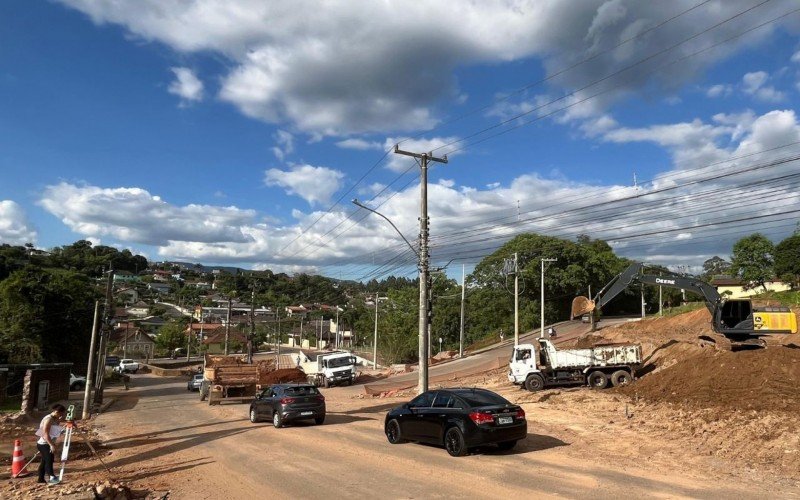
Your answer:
(280, 397), (296, 404)
(469, 412), (494, 425)
(515, 408), (526, 419)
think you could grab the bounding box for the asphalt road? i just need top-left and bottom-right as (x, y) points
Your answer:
(87, 373), (794, 499)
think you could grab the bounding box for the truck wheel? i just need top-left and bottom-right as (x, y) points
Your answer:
(610, 370), (632, 387)
(588, 371), (608, 389)
(323, 376), (330, 389)
(524, 374), (545, 392)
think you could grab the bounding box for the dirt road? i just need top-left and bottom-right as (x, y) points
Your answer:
(73, 373), (797, 499)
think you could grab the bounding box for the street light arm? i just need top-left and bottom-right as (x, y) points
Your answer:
(352, 199), (420, 258)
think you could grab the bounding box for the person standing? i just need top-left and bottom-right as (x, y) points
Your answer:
(36, 403), (66, 485)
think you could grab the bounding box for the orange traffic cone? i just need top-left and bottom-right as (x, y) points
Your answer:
(11, 439), (27, 478)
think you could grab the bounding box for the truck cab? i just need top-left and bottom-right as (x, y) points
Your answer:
(317, 352), (357, 387)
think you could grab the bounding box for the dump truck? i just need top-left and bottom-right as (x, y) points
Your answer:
(200, 354), (274, 405)
(508, 338), (642, 391)
(300, 351), (357, 388)
(571, 262), (798, 348)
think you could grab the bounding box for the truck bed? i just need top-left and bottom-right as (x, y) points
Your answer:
(542, 342), (641, 369)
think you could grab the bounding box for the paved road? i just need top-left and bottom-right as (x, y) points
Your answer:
(88, 374), (794, 499)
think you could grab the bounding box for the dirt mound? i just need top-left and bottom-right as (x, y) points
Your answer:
(621, 345), (800, 412)
(261, 368), (307, 384)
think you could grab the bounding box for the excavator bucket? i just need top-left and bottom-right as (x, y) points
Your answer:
(571, 296), (595, 319)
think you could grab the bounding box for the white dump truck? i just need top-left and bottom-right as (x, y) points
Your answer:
(508, 338), (642, 391)
(300, 351), (357, 388)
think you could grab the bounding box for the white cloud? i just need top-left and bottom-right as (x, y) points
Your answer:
(741, 71), (786, 103)
(271, 129), (294, 162)
(383, 136), (461, 173)
(791, 50), (800, 64)
(167, 67), (204, 104)
(57, 1), (796, 135)
(0, 200), (37, 245)
(38, 183), (255, 246)
(336, 138), (383, 151)
(264, 164), (345, 206)
(357, 182), (387, 196)
(706, 83), (732, 98)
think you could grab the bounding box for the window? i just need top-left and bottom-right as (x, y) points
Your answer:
(454, 390), (509, 407)
(408, 392), (434, 408)
(516, 349), (532, 361)
(432, 392), (452, 408)
(283, 386), (319, 396)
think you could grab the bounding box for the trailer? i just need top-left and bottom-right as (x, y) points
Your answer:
(200, 354), (269, 405)
(508, 338), (642, 391)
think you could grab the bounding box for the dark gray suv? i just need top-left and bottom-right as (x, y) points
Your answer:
(249, 384), (326, 428)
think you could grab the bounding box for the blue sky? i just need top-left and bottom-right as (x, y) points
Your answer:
(1, 1), (799, 279)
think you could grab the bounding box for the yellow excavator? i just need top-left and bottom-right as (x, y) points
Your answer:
(572, 262), (797, 348)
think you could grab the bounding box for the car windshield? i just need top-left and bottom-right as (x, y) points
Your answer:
(327, 357), (354, 368)
(121, 359), (134, 363)
(453, 390), (509, 407)
(283, 386), (319, 396)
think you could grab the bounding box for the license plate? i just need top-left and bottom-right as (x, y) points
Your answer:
(300, 411), (313, 416)
(498, 416), (513, 425)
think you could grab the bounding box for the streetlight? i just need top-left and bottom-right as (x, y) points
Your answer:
(373, 295), (387, 369)
(540, 258), (557, 338)
(438, 337), (443, 354)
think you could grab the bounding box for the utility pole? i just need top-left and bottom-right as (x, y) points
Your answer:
(540, 258), (557, 338)
(459, 264), (466, 358)
(514, 252), (520, 345)
(225, 297), (231, 355)
(659, 286), (663, 317)
(82, 300), (100, 420)
(248, 283), (256, 363)
(186, 305), (192, 362)
(335, 307), (340, 350)
(93, 269), (114, 406)
(373, 295), (380, 369)
(641, 285), (646, 319)
(394, 145), (447, 394)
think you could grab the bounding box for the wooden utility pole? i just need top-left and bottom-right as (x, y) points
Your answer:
(186, 306), (193, 362)
(459, 264), (466, 358)
(93, 269), (114, 406)
(248, 283), (256, 363)
(82, 301), (100, 420)
(393, 145), (448, 394)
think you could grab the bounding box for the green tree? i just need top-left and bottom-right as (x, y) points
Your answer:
(730, 233), (775, 291)
(155, 319), (189, 352)
(774, 233), (800, 286)
(0, 267), (97, 363)
(701, 256), (731, 281)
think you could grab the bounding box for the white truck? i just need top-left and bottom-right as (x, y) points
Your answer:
(300, 351), (358, 388)
(508, 338), (641, 391)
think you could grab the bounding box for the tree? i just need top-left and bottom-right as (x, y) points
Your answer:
(0, 267), (97, 363)
(774, 233), (800, 286)
(730, 234), (775, 291)
(701, 256), (731, 281)
(155, 319), (189, 352)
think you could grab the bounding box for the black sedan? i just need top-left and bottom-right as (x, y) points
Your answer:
(384, 388), (527, 456)
(249, 384), (326, 428)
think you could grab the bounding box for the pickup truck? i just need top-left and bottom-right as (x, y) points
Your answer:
(114, 359), (140, 374)
(508, 338), (641, 391)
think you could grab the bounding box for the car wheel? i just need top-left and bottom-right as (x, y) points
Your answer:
(385, 419), (404, 444)
(314, 416), (325, 425)
(444, 427), (467, 457)
(610, 370), (632, 387)
(497, 440), (517, 451)
(588, 371), (608, 389)
(250, 408), (259, 423)
(524, 374), (545, 392)
(273, 411), (283, 428)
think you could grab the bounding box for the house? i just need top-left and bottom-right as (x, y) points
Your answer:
(138, 315), (168, 330)
(113, 307), (130, 324)
(710, 276), (791, 299)
(152, 270), (172, 282)
(148, 283), (171, 294)
(110, 326), (155, 359)
(127, 301), (150, 318)
(113, 271), (140, 283)
(202, 329), (247, 354)
(285, 305), (308, 318)
(116, 287), (139, 303)
(185, 322), (224, 341)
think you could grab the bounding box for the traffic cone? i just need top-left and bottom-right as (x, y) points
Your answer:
(11, 439), (27, 478)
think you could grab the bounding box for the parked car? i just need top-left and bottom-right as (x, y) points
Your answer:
(114, 359), (140, 374)
(187, 374), (203, 391)
(171, 347), (187, 359)
(249, 384), (326, 428)
(70, 373), (86, 391)
(384, 388), (527, 457)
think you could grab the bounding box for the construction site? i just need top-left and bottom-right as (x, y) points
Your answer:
(1, 302), (798, 499)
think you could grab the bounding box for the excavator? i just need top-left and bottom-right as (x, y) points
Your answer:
(571, 262), (797, 349)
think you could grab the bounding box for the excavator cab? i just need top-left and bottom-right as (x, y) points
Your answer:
(717, 299), (752, 329)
